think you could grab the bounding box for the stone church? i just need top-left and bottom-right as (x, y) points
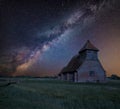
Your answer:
(58, 40), (106, 83)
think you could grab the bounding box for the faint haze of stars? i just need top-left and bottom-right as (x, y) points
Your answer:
(0, 0), (120, 77)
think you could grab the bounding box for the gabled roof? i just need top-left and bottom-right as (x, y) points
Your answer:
(79, 40), (99, 53)
(60, 55), (84, 74)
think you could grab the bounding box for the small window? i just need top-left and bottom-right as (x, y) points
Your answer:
(89, 71), (95, 76)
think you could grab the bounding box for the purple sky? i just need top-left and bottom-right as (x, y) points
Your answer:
(0, 0), (120, 77)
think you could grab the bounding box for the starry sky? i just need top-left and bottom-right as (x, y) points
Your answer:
(0, 0), (120, 77)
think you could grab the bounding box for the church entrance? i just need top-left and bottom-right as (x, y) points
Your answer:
(69, 73), (74, 82)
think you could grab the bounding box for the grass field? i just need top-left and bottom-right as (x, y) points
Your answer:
(0, 78), (120, 109)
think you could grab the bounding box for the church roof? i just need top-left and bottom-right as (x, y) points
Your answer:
(60, 55), (84, 74)
(79, 40), (99, 53)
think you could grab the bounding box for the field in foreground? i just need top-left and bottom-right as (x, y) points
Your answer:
(0, 78), (120, 109)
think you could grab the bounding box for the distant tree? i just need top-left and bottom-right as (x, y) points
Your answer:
(110, 74), (120, 80)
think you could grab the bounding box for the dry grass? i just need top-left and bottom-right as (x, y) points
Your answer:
(0, 78), (120, 109)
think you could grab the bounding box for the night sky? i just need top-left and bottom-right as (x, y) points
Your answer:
(0, 0), (120, 77)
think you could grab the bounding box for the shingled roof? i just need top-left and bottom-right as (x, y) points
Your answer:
(60, 55), (84, 74)
(79, 40), (99, 53)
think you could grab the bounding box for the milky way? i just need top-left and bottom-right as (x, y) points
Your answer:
(0, 0), (120, 76)
(16, 1), (99, 75)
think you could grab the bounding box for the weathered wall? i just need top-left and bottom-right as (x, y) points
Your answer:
(77, 59), (106, 82)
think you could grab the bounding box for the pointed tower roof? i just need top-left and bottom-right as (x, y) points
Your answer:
(79, 40), (99, 53)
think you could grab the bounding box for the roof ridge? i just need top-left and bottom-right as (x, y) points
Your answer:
(79, 40), (99, 53)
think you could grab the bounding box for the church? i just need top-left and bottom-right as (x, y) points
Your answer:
(58, 40), (106, 83)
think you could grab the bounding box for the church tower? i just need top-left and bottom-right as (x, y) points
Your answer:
(77, 40), (106, 82)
